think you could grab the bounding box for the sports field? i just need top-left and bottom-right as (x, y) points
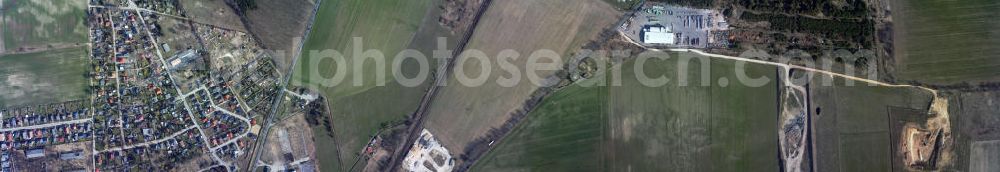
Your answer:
(474, 52), (781, 171)
(810, 76), (934, 171)
(291, 0), (435, 170)
(892, 0), (1000, 85)
(1, 0), (88, 51)
(0, 47), (90, 107)
(423, 0), (621, 155)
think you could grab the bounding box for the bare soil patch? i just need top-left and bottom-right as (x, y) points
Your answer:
(180, 0), (246, 32)
(12, 141), (95, 171)
(259, 114), (318, 171)
(232, 0), (316, 73)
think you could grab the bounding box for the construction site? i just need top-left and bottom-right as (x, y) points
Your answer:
(402, 129), (454, 172)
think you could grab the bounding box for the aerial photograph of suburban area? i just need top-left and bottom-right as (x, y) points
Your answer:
(0, 0), (999, 171)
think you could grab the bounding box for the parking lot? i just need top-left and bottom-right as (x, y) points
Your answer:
(620, 2), (729, 48)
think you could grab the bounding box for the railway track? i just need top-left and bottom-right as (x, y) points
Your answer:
(244, 0), (326, 170)
(384, 0), (495, 171)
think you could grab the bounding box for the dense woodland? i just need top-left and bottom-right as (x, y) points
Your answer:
(735, 0), (869, 18)
(651, 0), (715, 9)
(740, 12), (874, 48)
(654, 0), (869, 18)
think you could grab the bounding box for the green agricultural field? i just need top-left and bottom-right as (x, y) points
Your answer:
(474, 52), (781, 171)
(892, 0), (1000, 85)
(473, 51), (947, 171)
(810, 76), (934, 171)
(1, 0), (88, 50)
(472, 80), (608, 171)
(308, 124), (342, 171)
(607, 52), (780, 171)
(293, 0), (431, 97)
(423, 0), (621, 156)
(0, 47), (90, 107)
(290, 0), (435, 170)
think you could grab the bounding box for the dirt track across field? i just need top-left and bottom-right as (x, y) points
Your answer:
(651, 47), (953, 170)
(619, 32), (954, 169)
